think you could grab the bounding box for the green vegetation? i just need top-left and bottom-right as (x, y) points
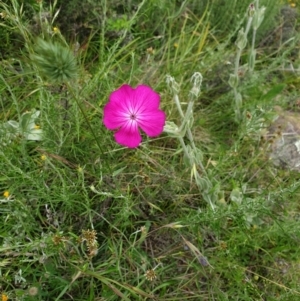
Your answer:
(1, 0), (300, 300)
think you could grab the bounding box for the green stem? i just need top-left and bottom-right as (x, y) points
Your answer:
(178, 136), (192, 165)
(174, 94), (185, 119)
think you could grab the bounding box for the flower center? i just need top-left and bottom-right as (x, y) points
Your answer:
(129, 113), (137, 120)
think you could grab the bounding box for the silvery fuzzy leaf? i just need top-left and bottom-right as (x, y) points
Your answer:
(24, 128), (43, 141)
(20, 110), (43, 141)
(6, 120), (19, 130)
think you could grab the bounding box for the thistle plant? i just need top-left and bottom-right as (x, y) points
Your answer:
(229, 0), (266, 121)
(29, 38), (80, 148)
(165, 73), (219, 210)
(31, 38), (77, 83)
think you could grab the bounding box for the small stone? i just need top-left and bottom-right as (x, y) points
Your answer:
(267, 106), (300, 171)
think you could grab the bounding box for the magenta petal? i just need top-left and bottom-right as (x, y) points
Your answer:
(133, 85), (160, 110)
(138, 110), (166, 137)
(109, 84), (138, 115)
(104, 84), (139, 130)
(109, 84), (134, 105)
(103, 102), (127, 130)
(114, 126), (142, 148)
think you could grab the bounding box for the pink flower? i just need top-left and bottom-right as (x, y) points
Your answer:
(103, 84), (166, 148)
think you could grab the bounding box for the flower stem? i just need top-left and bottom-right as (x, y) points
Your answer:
(174, 94), (185, 119)
(66, 83), (112, 174)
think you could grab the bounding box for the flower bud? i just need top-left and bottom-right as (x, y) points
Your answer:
(248, 3), (255, 17)
(253, 7), (266, 30)
(166, 75), (180, 94)
(228, 74), (239, 89)
(190, 72), (203, 97)
(236, 29), (248, 50)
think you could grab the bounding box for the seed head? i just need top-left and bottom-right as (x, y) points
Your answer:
(28, 286), (39, 296)
(145, 269), (157, 281)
